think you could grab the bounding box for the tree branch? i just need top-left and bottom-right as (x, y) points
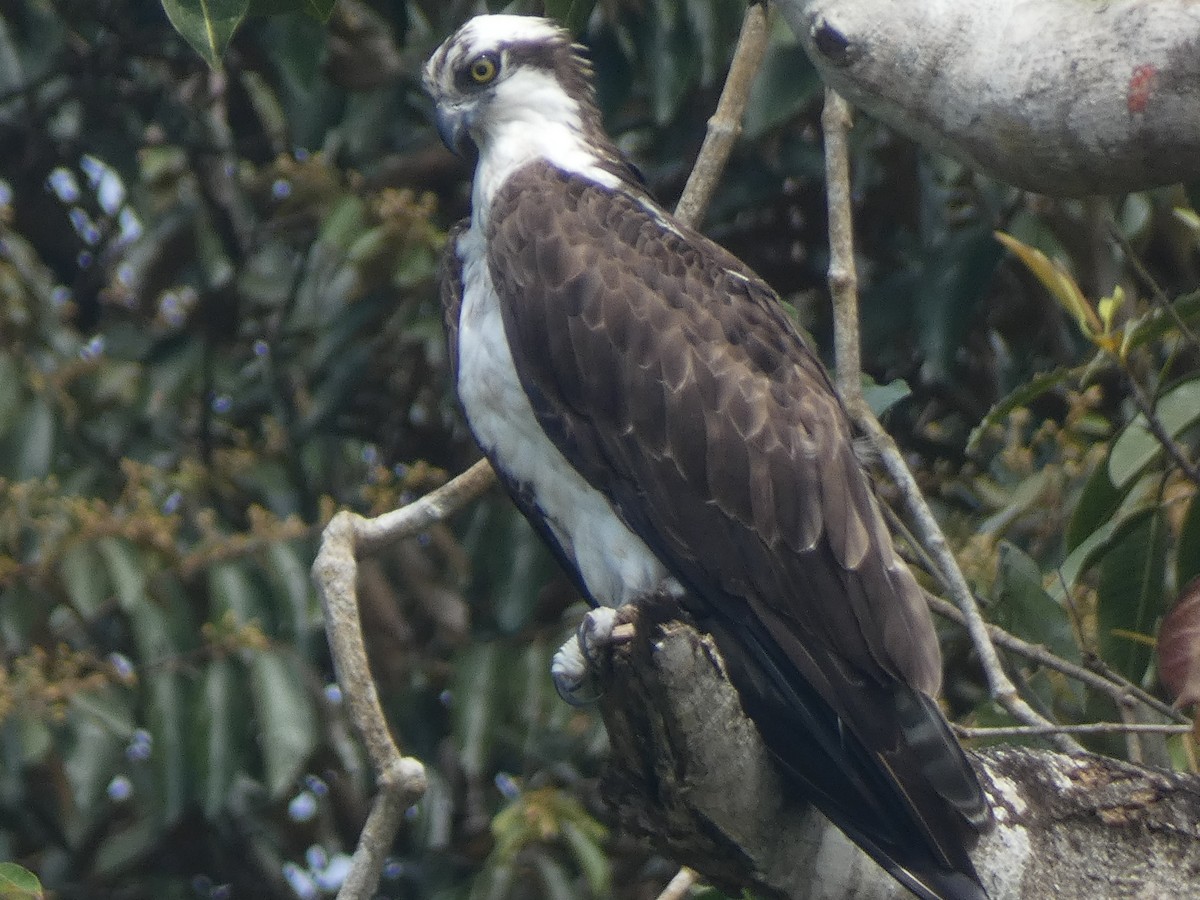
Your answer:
(781, 0), (1200, 195)
(673, 1), (770, 229)
(312, 464), (494, 900)
(598, 607), (1200, 899)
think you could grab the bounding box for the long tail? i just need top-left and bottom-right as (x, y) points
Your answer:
(704, 613), (991, 900)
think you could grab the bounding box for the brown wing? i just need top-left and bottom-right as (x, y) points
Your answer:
(485, 164), (938, 695)
(483, 164), (990, 898)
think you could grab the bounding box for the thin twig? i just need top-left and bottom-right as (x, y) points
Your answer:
(1106, 218), (1200, 351)
(818, 89), (1081, 754)
(673, 2), (769, 229)
(882, 504), (1191, 727)
(1081, 651), (1191, 726)
(821, 89), (860, 401)
(924, 592), (1191, 726)
(1121, 365), (1200, 485)
(955, 722), (1191, 739)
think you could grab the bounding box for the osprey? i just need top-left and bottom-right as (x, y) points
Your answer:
(425, 16), (992, 900)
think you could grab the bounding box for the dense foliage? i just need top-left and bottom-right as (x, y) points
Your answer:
(1, 1), (1198, 898)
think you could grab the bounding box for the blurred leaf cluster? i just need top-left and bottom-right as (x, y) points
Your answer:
(1, 1), (1199, 899)
(930, 201), (1200, 760)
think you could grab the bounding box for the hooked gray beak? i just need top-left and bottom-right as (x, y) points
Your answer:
(434, 105), (475, 157)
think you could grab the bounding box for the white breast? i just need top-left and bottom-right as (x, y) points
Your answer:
(454, 227), (676, 608)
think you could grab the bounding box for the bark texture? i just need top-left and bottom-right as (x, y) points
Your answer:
(779, 0), (1200, 196)
(597, 607), (1200, 899)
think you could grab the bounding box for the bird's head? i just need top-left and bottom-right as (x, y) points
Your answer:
(423, 15), (603, 159)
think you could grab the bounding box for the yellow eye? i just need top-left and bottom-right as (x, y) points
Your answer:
(469, 56), (497, 84)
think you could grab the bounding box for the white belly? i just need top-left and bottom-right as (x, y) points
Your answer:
(454, 229), (675, 607)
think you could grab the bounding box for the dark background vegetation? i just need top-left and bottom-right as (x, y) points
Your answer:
(1, 1), (1198, 898)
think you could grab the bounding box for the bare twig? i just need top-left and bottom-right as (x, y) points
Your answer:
(819, 89), (1081, 754)
(955, 722), (1191, 739)
(1106, 216), (1200, 352)
(193, 69), (257, 258)
(673, 2), (770, 229)
(881, 504), (1191, 728)
(313, 466), (494, 900)
(1121, 365), (1200, 485)
(924, 593), (1191, 727)
(821, 89), (860, 401)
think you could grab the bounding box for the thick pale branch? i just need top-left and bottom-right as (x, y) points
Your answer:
(781, 0), (1200, 195)
(355, 458), (495, 553)
(599, 609), (1200, 900)
(312, 463), (494, 900)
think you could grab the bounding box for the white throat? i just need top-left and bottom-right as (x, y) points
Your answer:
(470, 68), (619, 226)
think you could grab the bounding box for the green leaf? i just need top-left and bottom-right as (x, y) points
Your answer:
(1178, 491), (1200, 591)
(266, 541), (315, 641)
(12, 396), (55, 479)
(159, 0), (250, 68)
(144, 335), (204, 416)
(92, 815), (165, 878)
(63, 695), (127, 825)
(461, 498), (564, 634)
(1051, 499), (1157, 603)
(246, 0), (307, 14)
(1065, 450), (1126, 554)
(915, 228), (1004, 380)
(532, 853), (576, 900)
(0, 863), (43, 900)
(648, 3), (698, 125)
(147, 669), (190, 824)
(862, 376), (912, 418)
(542, 0), (596, 33)
(250, 648), (317, 797)
(1097, 511), (1168, 681)
(1108, 378), (1200, 488)
(995, 232), (1100, 339)
(977, 469), (1051, 536)
(303, 0), (335, 19)
(197, 657), (244, 817)
(0, 352), (21, 441)
(97, 537), (148, 615)
(743, 40), (821, 140)
(967, 368), (1072, 453)
(452, 642), (499, 779)
(1121, 290), (1200, 354)
(59, 542), (113, 619)
(990, 542), (1079, 663)
(208, 561), (264, 625)
(561, 819), (611, 896)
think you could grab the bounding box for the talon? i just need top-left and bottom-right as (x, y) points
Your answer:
(552, 607), (624, 705)
(578, 606), (619, 665)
